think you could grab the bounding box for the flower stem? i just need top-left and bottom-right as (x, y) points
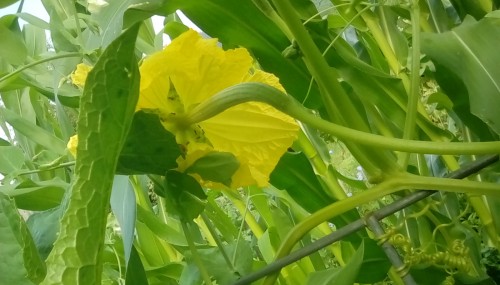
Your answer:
(0, 52), (82, 84)
(400, 0), (421, 168)
(188, 82), (500, 155)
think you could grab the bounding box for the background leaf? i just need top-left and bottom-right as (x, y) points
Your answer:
(422, 14), (500, 135)
(0, 192), (46, 285)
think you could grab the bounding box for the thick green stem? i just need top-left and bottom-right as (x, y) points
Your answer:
(296, 129), (347, 200)
(272, 0), (398, 175)
(262, 174), (500, 284)
(400, 0), (421, 167)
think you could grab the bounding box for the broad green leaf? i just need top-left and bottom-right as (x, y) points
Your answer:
(26, 207), (61, 260)
(2, 178), (67, 211)
(0, 15), (27, 65)
(117, 111), (180, 175)
(111, 175), (136, 263)
(160, 170), (207, 220)
(125, 245), (149, 285)
(270, 152), (363, 238)
(353, 238), (391, 283)
(0, 192), (46, 285)
(0, 145), (24, 174)
(186, 152), (239, 187)
(270, 152), (333, 213)
(42, 24), (141, 285)
(422, 15), (500, 135)
(0, 107), (67, 155)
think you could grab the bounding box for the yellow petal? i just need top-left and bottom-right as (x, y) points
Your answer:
(67, 135), (78, 158)
(70, 63), (92, 89)
(200, 100), (298, 187)
(147, 30), (253, 111)
(137, 29), (299, 188)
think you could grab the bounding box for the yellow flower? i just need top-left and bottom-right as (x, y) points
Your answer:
(67, 135), (78, 158)
(70, 63), (92, 88)
(137, 30), (299, 188)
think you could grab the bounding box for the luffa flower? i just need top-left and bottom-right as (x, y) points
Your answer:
(70, 63), (92, 89)
(137, 29), (299, 188)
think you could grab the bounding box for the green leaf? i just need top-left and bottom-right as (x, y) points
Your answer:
(125, 245), (149, 285)
(270, 152), (333, 213)
(26, 207), (61, 260)
(2, 178), (67, 211)
(353, 238), (391, 283)
(42, 24), (141, 285)
(160, 170), (207, 220)
(270, 152), (362, 236)
(117, 111), (181, 175)
(0, 15), (27, 65)
(376, 6), (408, 66)
(186, 152), (239, 187)
(136, 205), (188, 246)
(0, 192), (46, 285)
(0, 145), (24, 174)
(182, 241), (253, 284)
(306, 239), (364, 285)
(0, 107), (67, 155)
(0, 0), (20, 8)
(111, 175), (136, 263)
(422, 15), (500, 135)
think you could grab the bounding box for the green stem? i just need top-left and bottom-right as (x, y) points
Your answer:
(251, 0), (293, 39)
(297, 129), (347, 200)
(272, 0), (398, 175)
(360, 9), (410, 91)
(181, 219), (213, 285)
(400, 0), (421, 168)
(17, 161), (75, 175)
(188, 83), (500, 156)
(0, 52), (82, 84)
(200, 212), (237, 272)
(262, 174), (500, 284)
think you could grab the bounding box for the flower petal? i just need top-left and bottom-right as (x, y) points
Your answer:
(200, 100), (298, 187)
(70, 63), (92, 88)
(162, 30), (253, 110)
